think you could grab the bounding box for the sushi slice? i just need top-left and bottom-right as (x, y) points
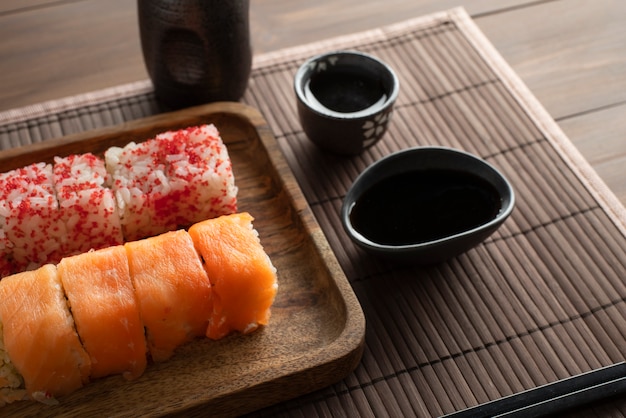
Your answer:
(0, 264), (91, 405)
(188, 213), (278, 340)
(53, 153), (124, 256)
(57, 246), (147, 380)
(125, 229), (212, 362)
(0, 163), (67, 272)
(105, 124), (238, 241)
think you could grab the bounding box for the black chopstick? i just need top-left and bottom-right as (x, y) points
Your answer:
(441, 362), (626, 418)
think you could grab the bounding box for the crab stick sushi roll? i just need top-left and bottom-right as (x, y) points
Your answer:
(125, 229), (212, 362)
(0, 163), (67, 272)
(188, 213), (278, 340)
(105, 124), (238, 241)
(0, 264), (91, 405)
(57, 246), (147, 380)
(53, 153), (124, 256)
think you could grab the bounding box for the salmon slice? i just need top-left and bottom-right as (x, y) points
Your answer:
(125, 230), (212, 362)
(188, 213), (278, 340)
(0, 264), (91, 403)
(57, 246), (147, 380)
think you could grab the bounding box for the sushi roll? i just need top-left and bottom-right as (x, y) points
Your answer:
(105, 124), (238, 241)
(53, 153), (124, 256)
(0, 123), (239, 278)
(125, 229), (212, 362)
(57, 245), (147, 381)
(0, 264), (91, 406)
(189, 212), (278, 340)
(0, 163), (67, 273)
(0, 212), (277, 405)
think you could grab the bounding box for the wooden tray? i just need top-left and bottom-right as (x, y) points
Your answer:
(0, 102), (366, 417)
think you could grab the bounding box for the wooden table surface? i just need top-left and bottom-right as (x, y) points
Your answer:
(1, 0), (625, 208)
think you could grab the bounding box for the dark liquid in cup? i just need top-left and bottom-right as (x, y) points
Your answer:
(306, 69), (387, 113)
(349, 169), (502, 246)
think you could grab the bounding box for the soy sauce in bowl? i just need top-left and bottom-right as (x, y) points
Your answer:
(341, 146), (515, 264)
(349, 169), (502, 246)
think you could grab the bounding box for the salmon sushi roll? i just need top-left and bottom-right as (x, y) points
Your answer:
(0, 163), (66, 272)
(0, 264), (91, 405)
(0, 211), (279, 406)
(105, 124), (238, 241)
(125, 229), (212, 362)
(57, 246), (147, 380)
(53, 153), (124, 256)
(188, 213), (278, 340)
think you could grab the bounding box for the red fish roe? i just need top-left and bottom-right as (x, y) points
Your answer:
(105, 124), (237, 241)
(0, 229), (11, 277)
(53, 153), (124, 257)
(0, 163), (66, 273)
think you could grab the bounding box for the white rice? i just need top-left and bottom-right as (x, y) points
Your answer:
(0, 319), (27, 406)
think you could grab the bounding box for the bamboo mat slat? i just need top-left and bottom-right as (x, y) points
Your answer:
(1, 7), (626, 417)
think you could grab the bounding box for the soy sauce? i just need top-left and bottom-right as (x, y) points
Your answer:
(349, 169), (502, 246)
(305, 69), (387, 113)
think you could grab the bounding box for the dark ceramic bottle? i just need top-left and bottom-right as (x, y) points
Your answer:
(138, 0), (252, 109)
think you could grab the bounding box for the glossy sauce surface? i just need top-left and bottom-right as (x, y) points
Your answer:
(349, 169), (502, 245)
(305, 68), (387, 113)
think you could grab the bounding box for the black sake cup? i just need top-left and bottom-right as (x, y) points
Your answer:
(294, 50), (399, 155)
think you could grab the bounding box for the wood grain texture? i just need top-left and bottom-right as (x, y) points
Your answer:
(248, 0), (530, 53)
(0, 102), (365, 417)
(477, 0), (626, 120)
(0, 0), (146, 110)
(561, 104), (626, 204)
(0, 0), (64, 14)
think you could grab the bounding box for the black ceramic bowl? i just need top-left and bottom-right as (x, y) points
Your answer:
(294, 50), (399, 155)
(341, 146), (515, 263)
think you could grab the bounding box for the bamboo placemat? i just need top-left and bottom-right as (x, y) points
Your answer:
(2, 7), (626, 417)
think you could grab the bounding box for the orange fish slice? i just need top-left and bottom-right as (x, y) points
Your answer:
(125, 229), (212, 362)
(57, 246), (147, 380)
(0, 264), (91, 403)
(188, 212), (278, 340)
